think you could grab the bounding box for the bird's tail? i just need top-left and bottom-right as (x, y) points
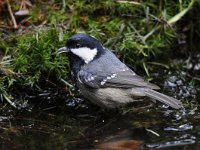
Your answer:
(144, 89), (182, 109)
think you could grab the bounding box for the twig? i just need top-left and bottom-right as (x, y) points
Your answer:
(147, 62), (170, 69)
(6, 0), (18, 29)
(61, 78), (74, 88)
(146, 128), (160, 137)
(185, 73), (200, 81)
(116, 0), (141, 5)
(3, 93), (16, 108)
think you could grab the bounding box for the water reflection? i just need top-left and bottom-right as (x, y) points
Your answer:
(0, 100), (199, 150)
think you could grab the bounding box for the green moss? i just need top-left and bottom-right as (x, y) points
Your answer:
(0, 28), (70, 105)
(13, 28), (70, 81)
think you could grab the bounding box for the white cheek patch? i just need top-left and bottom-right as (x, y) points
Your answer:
(71, 47), (97, 63)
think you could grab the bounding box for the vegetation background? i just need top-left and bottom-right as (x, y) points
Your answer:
(0, 1), (200, 149)
(0, 0), (199, 108)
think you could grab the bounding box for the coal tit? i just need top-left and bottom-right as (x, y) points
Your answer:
(58, 33), (182, 109)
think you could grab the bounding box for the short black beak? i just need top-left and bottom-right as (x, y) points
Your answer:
(58, 46), (70, 54)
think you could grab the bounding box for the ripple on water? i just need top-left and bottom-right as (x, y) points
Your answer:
(164, 123), (193, 131)
(147, 137), (196, 149)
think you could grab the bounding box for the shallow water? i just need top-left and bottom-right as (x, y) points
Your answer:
(0, 95), (199, 150)
(0, 56), (200, 150)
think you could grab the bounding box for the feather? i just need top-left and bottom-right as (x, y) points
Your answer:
(144, 89), (182, 109)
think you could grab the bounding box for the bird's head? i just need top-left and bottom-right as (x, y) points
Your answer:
(58, 33), (104, 64)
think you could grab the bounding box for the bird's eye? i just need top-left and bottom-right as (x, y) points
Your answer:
(76, 44), (81, 48)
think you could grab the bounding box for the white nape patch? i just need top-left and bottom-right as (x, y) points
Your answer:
(71, 47), (97, 63)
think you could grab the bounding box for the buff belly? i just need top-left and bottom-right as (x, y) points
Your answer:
(77, 83), (145, 108)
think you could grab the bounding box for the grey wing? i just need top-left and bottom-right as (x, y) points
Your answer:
(78, 49), (159, 89)
(78, 70), (104, 88)
(102, 69), (160, 89)
(78, 68), (160, 89)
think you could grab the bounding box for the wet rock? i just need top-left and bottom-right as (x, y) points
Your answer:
(164, 76), (197, 99)
(65, 98), (80, 107)
(185, 53), (200, 74)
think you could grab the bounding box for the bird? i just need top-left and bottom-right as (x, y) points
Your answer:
(58, 33), (183, 109)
